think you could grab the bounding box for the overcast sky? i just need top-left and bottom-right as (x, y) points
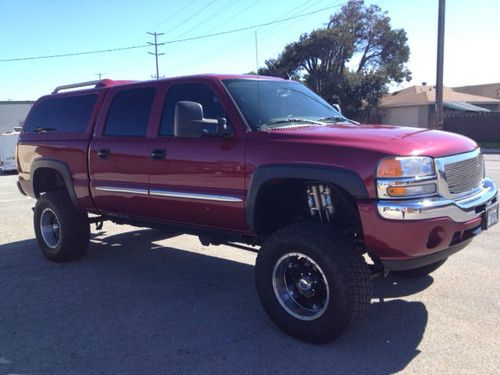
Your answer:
(1, 0), (499, 100)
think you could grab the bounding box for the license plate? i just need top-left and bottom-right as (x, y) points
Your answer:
(483, 202), (499, 230)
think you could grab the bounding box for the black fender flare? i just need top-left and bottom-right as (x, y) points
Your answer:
(245, 164), (368, 233)
(30, 159), (80, 210)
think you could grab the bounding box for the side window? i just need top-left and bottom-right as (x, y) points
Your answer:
(24, 94), (97, 133)
(104, 87), (156, 137)
(159, 83), (228, 136)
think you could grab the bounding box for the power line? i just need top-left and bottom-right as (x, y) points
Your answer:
(259, 0), (332, 42)
(150, 0), (198, 33)
(174, 0), (342, 73)
(209, 0), (263, 34)
(170, 0), (263, 68)
(163, 5), (336, 45)
(0, 4), (339, 63)
(171, 1), (328, 73)
(0, 44), (148, 62)
(164, 0), (219, 35)
(173, 0), (238, 40)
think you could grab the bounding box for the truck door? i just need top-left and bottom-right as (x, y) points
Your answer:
(89, 85), (156, 217)
(147, 81), (247, 230)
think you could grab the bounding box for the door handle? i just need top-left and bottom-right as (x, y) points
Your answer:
(97, 148), (110, 160)
(150, 148), (166, 160)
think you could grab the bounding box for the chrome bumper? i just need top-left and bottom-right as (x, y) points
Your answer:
(377, 177), (497, 222)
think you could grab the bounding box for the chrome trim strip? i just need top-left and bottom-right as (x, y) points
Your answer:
(377, 176), (438, 199)
(149, 189), (242, 202)
(377, 177), (497, 222)
(95, 186), (149, 195)
(435, 149), (483, 199)
(435, 148), (481, 166)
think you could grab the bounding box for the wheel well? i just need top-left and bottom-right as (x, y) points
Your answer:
(252, 179), (363, 239)
(33, 168), (66, 197)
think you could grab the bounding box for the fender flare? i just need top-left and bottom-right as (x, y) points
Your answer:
(30, 159), (80, 210)
(246, 164), (368, 233)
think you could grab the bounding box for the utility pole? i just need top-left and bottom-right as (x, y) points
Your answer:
(147, 31), (165, 79)
(434, 0), (445, 129)
(95, 73), (105, 80)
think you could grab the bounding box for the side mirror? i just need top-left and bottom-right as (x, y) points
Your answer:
(174, 101), (230, 138)
(174, 101), (204, 138)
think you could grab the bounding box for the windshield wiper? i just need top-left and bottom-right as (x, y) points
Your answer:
(317, 116), (348, 123)
(263, 118), (325, 128)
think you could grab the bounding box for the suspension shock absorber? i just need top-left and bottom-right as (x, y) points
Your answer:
(306, 184), (335, 222)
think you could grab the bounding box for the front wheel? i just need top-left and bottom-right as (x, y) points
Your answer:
(255, 223), (372, 343)
(34, 191), (90, 262)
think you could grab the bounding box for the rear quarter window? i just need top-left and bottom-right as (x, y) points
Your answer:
(103, 87), (156, 137)
(24, 94), (98, 133)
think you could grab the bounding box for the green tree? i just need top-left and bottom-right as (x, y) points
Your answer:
(258, 0), (411, 120)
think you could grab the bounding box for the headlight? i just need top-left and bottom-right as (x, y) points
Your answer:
(377, 156), (435, 178)
(377, 156), (437, 199)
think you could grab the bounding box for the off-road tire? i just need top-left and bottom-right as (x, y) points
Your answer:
(392, 258), (447, 278)
(34, 191), (90, 262)
(255, 222), (372, 343)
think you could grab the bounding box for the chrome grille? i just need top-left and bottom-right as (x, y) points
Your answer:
(444, 153), (484, 194)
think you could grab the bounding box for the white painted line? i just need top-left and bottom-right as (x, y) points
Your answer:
(0, 198), (29, 203)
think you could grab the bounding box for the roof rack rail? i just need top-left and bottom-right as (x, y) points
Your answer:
(52, 80), (101, 94)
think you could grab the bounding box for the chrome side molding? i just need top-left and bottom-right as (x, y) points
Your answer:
(149, 189), (242, 202)
(95, 186), (149, 195)
(94, 185), (242, 203)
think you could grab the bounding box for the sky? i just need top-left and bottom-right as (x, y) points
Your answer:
(1, 0), (499, 100)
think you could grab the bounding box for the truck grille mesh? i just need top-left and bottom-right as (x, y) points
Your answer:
(444, 154), (484, 194)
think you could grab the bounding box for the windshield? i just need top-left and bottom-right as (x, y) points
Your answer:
(222, 79), (352, 129)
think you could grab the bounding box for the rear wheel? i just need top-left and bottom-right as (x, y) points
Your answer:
(34, 191), (90, 262)
(255, 222), (372, 343)
(392, 259), (447, 278)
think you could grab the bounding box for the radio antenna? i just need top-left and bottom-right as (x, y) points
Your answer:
(255, 31), (262, 127)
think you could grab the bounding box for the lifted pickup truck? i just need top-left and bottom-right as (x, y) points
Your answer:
(17, 75), (498, 343)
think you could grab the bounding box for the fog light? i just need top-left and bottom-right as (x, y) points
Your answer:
(427, 226), (443, 249)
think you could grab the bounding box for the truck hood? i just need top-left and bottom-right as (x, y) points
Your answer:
(269, 123), (477, 157)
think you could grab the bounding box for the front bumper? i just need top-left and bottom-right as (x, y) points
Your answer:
(380, 238), (473, 271)
(358, 177), (497, 269)
(377, 177), (497, 222)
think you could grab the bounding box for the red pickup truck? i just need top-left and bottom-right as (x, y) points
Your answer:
(16, 75), (498, 343)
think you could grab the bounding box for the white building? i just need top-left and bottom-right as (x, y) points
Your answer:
(0, 101), (34, 133)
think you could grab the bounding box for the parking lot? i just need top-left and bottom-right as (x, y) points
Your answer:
(0, 156), (499, 374)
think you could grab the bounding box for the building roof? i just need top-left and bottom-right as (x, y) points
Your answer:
(380, 85), (500, 108)
(454, 82), (500, 99)
(0, 101), (35, 105)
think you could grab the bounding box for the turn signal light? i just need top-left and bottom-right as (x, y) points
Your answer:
(387, 184), (437, 197)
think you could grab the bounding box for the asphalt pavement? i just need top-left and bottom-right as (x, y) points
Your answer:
(0, 156), (499, 374)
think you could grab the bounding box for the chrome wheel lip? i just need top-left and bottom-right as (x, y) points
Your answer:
(40, 208), (60, 249)
(272, 252), (330, 321)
